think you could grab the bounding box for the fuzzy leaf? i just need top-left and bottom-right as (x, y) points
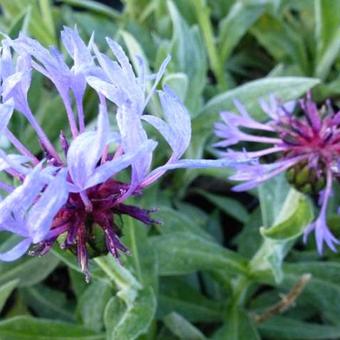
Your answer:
(104, 287), (156, 340)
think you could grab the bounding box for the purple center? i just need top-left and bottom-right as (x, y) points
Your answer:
(31, 178), (156, 281)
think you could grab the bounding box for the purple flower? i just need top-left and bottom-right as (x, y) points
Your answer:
(0, 28), (229, 280)
(215, 93), (340, 253)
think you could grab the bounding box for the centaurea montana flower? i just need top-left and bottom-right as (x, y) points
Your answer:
(214, 93), (340, 254)
(0, 27), (228, 281)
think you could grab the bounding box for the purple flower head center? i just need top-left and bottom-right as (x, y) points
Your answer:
(31, 178), (156, 282)
(215, 92), (340, 253)
(276, 95), (340, 192)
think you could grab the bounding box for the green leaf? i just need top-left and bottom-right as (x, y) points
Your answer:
(259, 316), (340, 339)
(162, 73), (189, 102)
(151, 232), (247, 276)
(53, 247), (109, 284)
(212, 307), (260, 340)
(122, 0), (154, 20)
(0, 0), (56, 44)
(61, 7), (118, 48)
(104, 287), (156, 340)
(164, 312), (206, 340)
(21, 285), (74, 321)
(52, 247), (84, 274)
(155, 206), (212, 239)
(8, 6), (31, 38)
(58, 0), (119, 19)
(189, 0), (226, 90)
(315, 0), (340, 79)
(0, 247), (59, 287)
(122, 216), (158, 291)
(38, 0), (56, 41)
(158, 277), (223, 322)
(68, 268), (88, 299)
(250, 177), (313, 282)
(219, 2), (264, 61)
(260, 191), (313, 240)
(255, 262), (340, 321)
(258, 174), (290, 227)
(233, 208), (263, 258)
(167, 0), (207, 114)
(94, 256), (142, 307)
(0, 316), (105, 339)
(0, 279), (19, 312)
(175, 202), (209, 229)
(77, 281), (112, 332)
(195, 190), (250, 224)
(284, 262), (340, 318)
(251, 14), (310, 74)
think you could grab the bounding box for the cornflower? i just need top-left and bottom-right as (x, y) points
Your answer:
(0, 27), (228, 281)
(215, 93), (340, 253)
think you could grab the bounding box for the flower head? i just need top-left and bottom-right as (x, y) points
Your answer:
(0, 27), (229, 281)
(215, 93), (340, 253)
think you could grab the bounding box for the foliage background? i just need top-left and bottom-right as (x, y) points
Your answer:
(0, 0), (340, 339)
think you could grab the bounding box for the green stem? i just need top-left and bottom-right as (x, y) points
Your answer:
(126, 218), (143, 283)
(190, 0), (227, 91)
(124, 0), (136, 20)
(94, 256), (142, 306)
(59, 0), (120, 19)
(39, 0), (56, 42)
(231, 275), (251, 307)
(94, 257), (140, 288)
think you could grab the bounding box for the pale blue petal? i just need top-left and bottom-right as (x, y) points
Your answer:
(0, 99), (14, 133)
(67, 182), (81, 193)
(85, 140), (157, 189)
(91, 42), (121, 83)
(151, 158), (232, 173)
(143, 55), (171, 108)
(28, 169), (68, 243)
(12, 35), (70, 90)
(0, 216), (29, 236)
(142, 115), (177, 151)
(0, 238), (31, 261)
(0, 154), (30, 172)
(67, 132), (98, 189)
(0, 164), (47, 225)
(0, 44), (14, 78)
(16, 54), (31, 93)
(158, 86), (191, 159)
(106, 38), (135, 81)
(143, 159), (232, 186)
(2, 72), (24, 100)
(67, 103), (109, 189)
(61, 26), (93, 73)
(91, 41), (143, 111)
(232, 180), (265, 192)
(86, 76), (126, 105)
(116, 105), (152, 184)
